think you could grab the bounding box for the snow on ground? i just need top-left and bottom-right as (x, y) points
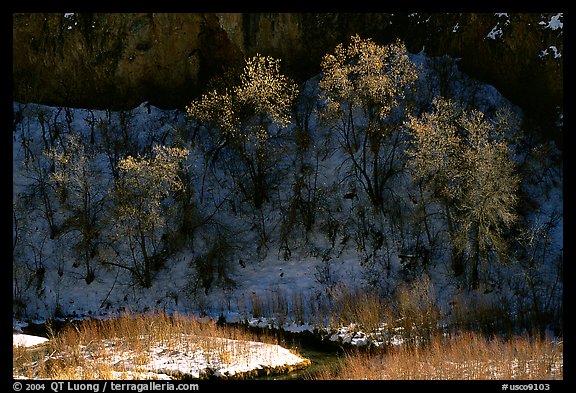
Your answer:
(13, 332), (310, 380)
(89, 335), (309, 379)
(137, 335), (310, 379)
(13, 334), (49, 348)
(10, 94), (370, 329)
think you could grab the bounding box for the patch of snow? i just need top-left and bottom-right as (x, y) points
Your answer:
(549, 46), (561, 58)
(486, 14), (512, 40)
(13, 319), (28, 333)
(540, 46), (562, 59)
(540, 13), (563, 30)
(487, 25), (503, 40)
(73, 335), (309, 379)
(13, 334), (49, 348)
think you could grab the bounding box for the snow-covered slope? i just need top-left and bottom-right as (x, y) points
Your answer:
(12, 49), (562, 343)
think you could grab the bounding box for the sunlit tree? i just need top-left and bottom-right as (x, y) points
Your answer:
(113, 145), (189, 287)
(406, 98), (519, 289)
(319, 35), (419, 210)
(187, 54), (298, 210)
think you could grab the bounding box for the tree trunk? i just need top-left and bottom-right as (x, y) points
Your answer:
(471, 222), (481, 290)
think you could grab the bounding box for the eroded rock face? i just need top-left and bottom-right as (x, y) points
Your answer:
(410, 13), (563, 147)
(13, 13), (244, 110)
(13, 13), (562, 145)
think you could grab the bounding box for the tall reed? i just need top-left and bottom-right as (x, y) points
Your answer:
(313, 330), (563, 380)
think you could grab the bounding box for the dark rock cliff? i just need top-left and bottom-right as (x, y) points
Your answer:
(13, 12), (563, 146)
(13, 13), (243, 110)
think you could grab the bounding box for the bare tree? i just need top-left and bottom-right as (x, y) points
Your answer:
(46, 133), (108, 284)
(406, 98), (520, 289)
(111, 145), (189, 288)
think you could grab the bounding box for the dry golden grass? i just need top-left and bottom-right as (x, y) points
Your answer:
(13, 310), (303, 380)
(240, 278), (443, 340)
(325, 276), (443, 344)
(313, 330), (563, 380)
(330, 287), (388, 333)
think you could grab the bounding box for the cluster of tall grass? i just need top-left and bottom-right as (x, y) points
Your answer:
(13, 311), (305, 380)
(312, 331), (563, 380)
(296, 276), (563, 380)
(245, 276), (443, 342)
(244, 273), (562, 345)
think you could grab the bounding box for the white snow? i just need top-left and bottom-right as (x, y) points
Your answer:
(540, 46), (562, 59)
(486, 14), (512, 40)
(540, 13), (563, 30)
(495, 13), (511, 25)
(100, 335), (308, 379)
(13, 334), (49, 348)
(486, 25), (503, 40)
(145, 336), (308, 378)
(13, 332), (309, 379)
